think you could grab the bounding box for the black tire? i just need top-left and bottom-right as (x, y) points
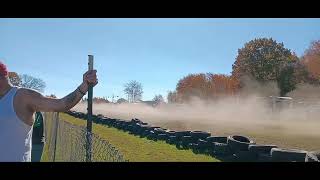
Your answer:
(191, 131), (211, 140)
(122, 124), (128, 131)
(196, 139), (211, 154)
(166, 136), (177, 144)
(79, 113), (86, 119)
(147, 131), (156, 140)
(141, 125), (151, 130)
(214, 142), (232, 156)
(234, 150), (257, 162)
(95, 117), (103, 124)
(100, 118), (108, 125)
(181, 136), (193, 149)
(191, 143), (200, 154)
(89, 114), (96, 120)
(157, 134), (168, 141)
(117, 121), (124, 129)
(271, 148), (308, 162)
(154, 128), (166, 135)
(188, 143), (195, 149)
(207, 142), (216, 155)
(132, 123), (142, 134)
(143, 130), (152, 137)
(227, 135), (255, 153)
(136, 127), (145, 135)
(257, 153), (273, 162)
(131, 118), (141, 124)
(248, 144), (278, 156)
(127, 125), (133, 132)
(97, 114), (104, 119)
(175, 131), (192, 141)
(74, 113), (79, 118)
(118, 121), (125, 129)
(176, 142), (182, 149)
(311, 151), (320, 159)
(166, 137), (171, 144)
(73, 112), (79, 118)
(305, 151), (320, 162)
(166, 130), (176, 136)
(206, 136), (228, 143)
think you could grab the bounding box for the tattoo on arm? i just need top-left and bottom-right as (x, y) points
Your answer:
(62, 89), (83, 111)
(27, 87), (84, 113)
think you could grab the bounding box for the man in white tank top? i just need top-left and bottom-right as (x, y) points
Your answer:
(0, 61), (98, 162)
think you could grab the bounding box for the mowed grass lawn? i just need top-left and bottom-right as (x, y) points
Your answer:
(42, 113), (219, 162)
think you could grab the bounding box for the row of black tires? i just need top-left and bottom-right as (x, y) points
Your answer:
(66, 111), (319, 162)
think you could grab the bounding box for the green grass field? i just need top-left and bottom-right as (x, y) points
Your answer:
(41, 113), (219, 162)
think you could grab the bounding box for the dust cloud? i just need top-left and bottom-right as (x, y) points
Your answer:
(72, 79), (320, 151)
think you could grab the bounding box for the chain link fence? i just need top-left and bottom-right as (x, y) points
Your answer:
(42, 112), (126, 162)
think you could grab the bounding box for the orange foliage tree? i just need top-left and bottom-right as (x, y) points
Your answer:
(8, 72), (22, 86)
(209, 74), (240, 99)
(302, 40), (320, 81)
(174, 73), (239, 102)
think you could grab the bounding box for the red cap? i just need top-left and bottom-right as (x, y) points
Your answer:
(0, 62), (8, 77)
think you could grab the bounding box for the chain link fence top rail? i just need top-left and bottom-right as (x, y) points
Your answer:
(42, 112), (126, 162)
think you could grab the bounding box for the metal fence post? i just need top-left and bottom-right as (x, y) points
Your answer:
(52, 112), (59, 162)
(86, 55), (94, 162)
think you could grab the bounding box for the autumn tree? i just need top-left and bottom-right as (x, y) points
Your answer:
(209, 74), (240, 99)
(175, 73), (239, 102)
(176, 73), (211, 102)
(302, 40), (320, 81)
(8, 72), (22, 86)
(232, 38), (299, 96)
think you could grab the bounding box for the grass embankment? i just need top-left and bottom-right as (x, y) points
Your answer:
(41, 113), (219, 162)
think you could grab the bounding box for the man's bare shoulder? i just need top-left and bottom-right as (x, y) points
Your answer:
(13, 88), (43, 113)
(16, 88), (42, 99)
(17, 88), (43, 104)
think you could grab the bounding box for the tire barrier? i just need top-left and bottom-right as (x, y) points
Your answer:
(257, 153), (273, 162)
(179, 136), (196, 149)
(66, 111), (318, 162)
(153, 128), (167, 135)
(227, 135), (255, 153)
(147, 131), (157, 140)
(213, 142), (232, 156)
(157, 134), (168, 141)
(191, 131), (211, 141)
(206, 136), (228, 143)
(248, 144), (278, 157)
(166, 136), (177, 145)
(175, 131), (192, 143)
(233, 150), (257, 162)
(166, 130), (176, 136)
(271, 148), (308, 162)
(305, 151), (320, 162)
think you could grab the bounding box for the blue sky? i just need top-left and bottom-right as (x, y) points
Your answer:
(1, 18), (320, 101)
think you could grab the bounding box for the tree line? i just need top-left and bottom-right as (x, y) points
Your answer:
(167, 38), (320, 103)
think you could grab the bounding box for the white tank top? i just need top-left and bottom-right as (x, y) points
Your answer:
(0, 87), (33, 162)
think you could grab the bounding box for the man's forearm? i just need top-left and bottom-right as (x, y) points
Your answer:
(61, 83), (88, 111)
